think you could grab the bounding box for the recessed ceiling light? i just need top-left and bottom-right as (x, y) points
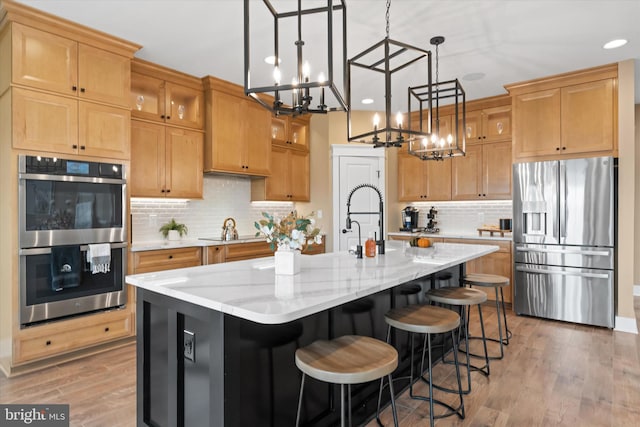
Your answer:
(361, 98), (374, 105)
(264, 55), (281, 65)
(462, 72), (485, 81)
(603, 39), (627, 49)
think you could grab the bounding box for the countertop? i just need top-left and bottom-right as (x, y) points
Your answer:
(387, 230), (513, 242)
(126, 240), (498, 324)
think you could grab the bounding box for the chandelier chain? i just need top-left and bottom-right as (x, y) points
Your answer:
(385, 0), (391, 38)
(435, 42), (439, 86)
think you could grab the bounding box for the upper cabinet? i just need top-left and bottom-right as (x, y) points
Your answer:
(451, 141), (512, 200)
(202, 76), (271, 176)
(131, 59), (204, 130)
(397, 153), (451, 202)
(463, 105), (511, 144)
(11, 23), (131, 107)
(129, 60), (204, 198)
(271, 115), (309, 150)
(506, 63), (617, 161)
(1, 10), (140, 160)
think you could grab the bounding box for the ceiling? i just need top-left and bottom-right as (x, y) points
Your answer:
(15, 0), (640, 112)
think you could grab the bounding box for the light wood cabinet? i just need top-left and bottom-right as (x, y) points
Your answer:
(443, 238), (513, 303)
(506, 63), (617, 161)
(132, 247), (203, 274)
(252, 145), (310, 201)
(12, 23), (131, 107)
(14, 308), (133, 364)
(205, 245), (226, 265)
(271, 115), (310, 150)
(130, 60), (204, 130)
(203, 76), (272, 176)
(462, 106), (511, 144)
(398, 153), (451, 201)
(130, 120), (203, 198)
(12, 87), (130, 159)
(451, 141), (511, 200)
(225, 241), (273, 262)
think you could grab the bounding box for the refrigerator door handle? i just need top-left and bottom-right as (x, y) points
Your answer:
(515, 266), (610, 279)
(514, 246), (610, 256)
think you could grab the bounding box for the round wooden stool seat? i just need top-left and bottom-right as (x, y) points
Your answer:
(426, 286), (487, 306)
(464, 273), (509, 288)
(295, 335), (398, 385)
(385, 304), (460, 334)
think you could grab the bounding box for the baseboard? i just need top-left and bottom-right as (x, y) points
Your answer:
(614, 316), (639, 334)
(634, 285), (640, 296)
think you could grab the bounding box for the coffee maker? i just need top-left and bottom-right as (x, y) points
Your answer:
(401, 206), (419, 231)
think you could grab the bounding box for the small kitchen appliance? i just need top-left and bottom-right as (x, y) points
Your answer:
(221, 217), (239, 241)
(424, 206), (440, 233)
(400, 206), (419, 231)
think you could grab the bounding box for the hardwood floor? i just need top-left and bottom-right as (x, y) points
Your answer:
(1, 298), (639, 426)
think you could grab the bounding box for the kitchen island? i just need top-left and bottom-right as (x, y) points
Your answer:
(126, 241), (498, 427)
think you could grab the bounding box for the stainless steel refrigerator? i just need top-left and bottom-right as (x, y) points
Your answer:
(513, 156), (616, 328)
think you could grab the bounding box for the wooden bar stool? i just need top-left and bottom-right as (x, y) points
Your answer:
(379, 304), (465, 427)
(425, 286), (490, 394)
(295, 335), (399, 427)
(464, 273), (512, 360)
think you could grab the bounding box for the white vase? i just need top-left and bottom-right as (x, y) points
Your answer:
(274, 248), (301, 275)
(167, 230), (180, 241)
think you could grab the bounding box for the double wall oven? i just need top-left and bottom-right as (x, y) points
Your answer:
(19, 155), (128, 327)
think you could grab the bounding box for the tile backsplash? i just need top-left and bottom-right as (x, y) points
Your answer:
(131, 175), (293, 242)
(409, 201), (513, 234)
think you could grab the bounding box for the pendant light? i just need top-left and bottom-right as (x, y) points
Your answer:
(243, 0), (348, 116)
(346, 0), (432, 147)
(408, 36), (466, 160)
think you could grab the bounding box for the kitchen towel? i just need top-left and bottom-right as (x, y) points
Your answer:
(87, 243), (111, 274)
(50, 246), (81, 291)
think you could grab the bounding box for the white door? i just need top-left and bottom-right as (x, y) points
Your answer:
(332, 145), (386, 252)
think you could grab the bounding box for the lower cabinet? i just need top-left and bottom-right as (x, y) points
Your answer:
(205, 245), (225, 265)
(443, 238), (513, 303)
(225, 242), (273, 262)
(132, 247), (203, 273)
(14, 308), (133, 364)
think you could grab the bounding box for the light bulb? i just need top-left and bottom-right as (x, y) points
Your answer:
(302, 61), (310, 81)
(447, 134), (453, 145)
(431, 134), (437, 144)
(396, 112), (403, 128)
(373, 113), (380, 129)
(273, 66), (281, 85)
(318, 72), (326, 83)
(421, 137), (427, 148)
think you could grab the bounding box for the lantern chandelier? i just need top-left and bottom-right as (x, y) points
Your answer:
(243, 0), (348, 116)
(346, 0), (433, 147)
(407, 36), (467, 160)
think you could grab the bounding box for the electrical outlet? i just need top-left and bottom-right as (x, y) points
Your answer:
(183, 330), (195, 362)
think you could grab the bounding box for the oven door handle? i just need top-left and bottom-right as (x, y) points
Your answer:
(19, 173), (126, 185)
(515, 265), (610, 279)
(20, 242), (127, 255)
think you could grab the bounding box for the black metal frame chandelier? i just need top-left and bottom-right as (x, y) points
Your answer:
(407, 36), (466, 160)
(243, 0), (348, 116)
(346, 0), (433, 147)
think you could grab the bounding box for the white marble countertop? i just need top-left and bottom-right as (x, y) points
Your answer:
(130, 236), (264, 252)
(126, 241), (498, 324)
(387, 231), (513, 242)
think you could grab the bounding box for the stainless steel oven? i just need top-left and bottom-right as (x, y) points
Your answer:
(18, 155), (128, 326)
(19, 155), (126, 247)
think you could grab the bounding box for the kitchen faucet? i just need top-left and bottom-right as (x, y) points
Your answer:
(341, 220), (363, 258)
(343, 184), (385, 255)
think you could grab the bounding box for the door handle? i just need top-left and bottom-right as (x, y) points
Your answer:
(515, 266), (610, 279)
(515, 246), (610, 256)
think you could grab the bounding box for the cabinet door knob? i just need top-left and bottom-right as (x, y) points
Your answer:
(166, 189), (170, 193)
(166, 116), (171, 120)
(72, 86), (77, 92)
(556, 147), (560, 151)
(72, 144), (78, 149)
(160, 115), (165, 119)
(104, 327), (110, 332)
(562, 147), (566, 150)
(46, 340), (51, 346)
(80, 145), (86, 150)
(168, 255), (173, 259)
(80, 87), (86, 93)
